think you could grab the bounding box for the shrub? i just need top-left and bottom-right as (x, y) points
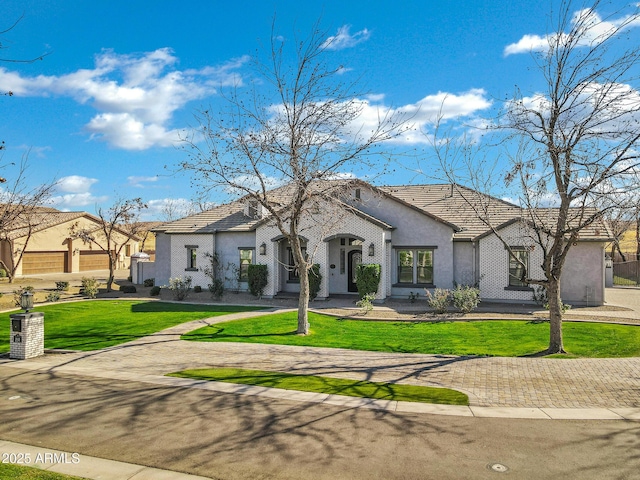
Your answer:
(425, 288), (450, 314)
(13, 285), (35, 307)
(356, 292), (376, 315)
(356, 263), (381, 299)
(0, 269), (6, 278)
(46, 292), (61, 302)
(81, 277), (99, 299)
(409, 291), (420, 303)
(208, 279), (224, 300)
(308, 264), (322, 300)
(247, 264), (268, 298)
(143, 278), (155, 287)
(451, 285), (480, 313)
(193, 285), (203, 293)
(150, 286), (161, 296)
(167, 276), (192, 301)
(119, 285), (137, 293)
(55, 281), (69, 291)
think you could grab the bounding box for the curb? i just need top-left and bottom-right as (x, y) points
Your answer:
(3, 360), (639, 421)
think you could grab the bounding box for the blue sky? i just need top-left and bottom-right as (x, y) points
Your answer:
(1, 0), (638, 219)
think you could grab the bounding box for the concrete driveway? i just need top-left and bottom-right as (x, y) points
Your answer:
(605, 286), (640, 316)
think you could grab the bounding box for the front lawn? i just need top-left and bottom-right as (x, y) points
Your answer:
(1, 301), (263, 352)
(0, 463), (85, 479)
(182, 311), (640, 358)
(168, 367), (469, 405)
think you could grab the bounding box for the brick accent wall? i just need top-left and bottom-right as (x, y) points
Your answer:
(478, 222), (542, 303)
(169, 233), (215, 288)
(9, 313), (44, 360)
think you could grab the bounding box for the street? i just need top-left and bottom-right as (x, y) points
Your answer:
(0, 367), (638, 480)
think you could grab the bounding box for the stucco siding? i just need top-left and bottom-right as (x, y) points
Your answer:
(350, 188), (456, 297)
(10, 217), (138, 276)
(561, 243), (605, 305)
(453, 241), (475, 286)
(154, 233), (172, 286)
(216, 231), (256, 291)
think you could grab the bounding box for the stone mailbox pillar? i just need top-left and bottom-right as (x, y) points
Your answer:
(9, 312), (44, 360)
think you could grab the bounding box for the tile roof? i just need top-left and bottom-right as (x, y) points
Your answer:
(378, 184), (522, 240)
(153, 200), (260, 234)
(155, 181), (612, 242)
(3, 209), (88, 240)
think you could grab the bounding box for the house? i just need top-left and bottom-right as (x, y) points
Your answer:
(152, 181), (611, 306)
(0, 206), (140, 277)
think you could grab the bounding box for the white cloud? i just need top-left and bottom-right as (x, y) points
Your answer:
(49, 192), (109, 209)
(225, 174), (284, 196)
(49, 175), (108, 209)
(322, 25), (371, 51)
(504, 7), (640, 56)
(0, 49), (249, 150)
(342, 89), (493, 145)
(128, 175), (159, 188)
(56, 175), (98, 193)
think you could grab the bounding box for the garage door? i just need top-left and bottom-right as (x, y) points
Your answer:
(79, 250), (111, 271)
(22, 252), (68, 274)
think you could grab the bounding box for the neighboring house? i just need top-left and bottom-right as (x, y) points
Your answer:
(152, 181), (611, 306)
(0, 207), (140, 276)
(133, 221), (164, 260)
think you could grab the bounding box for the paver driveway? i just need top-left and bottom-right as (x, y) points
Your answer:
(4, 309), (639, 409)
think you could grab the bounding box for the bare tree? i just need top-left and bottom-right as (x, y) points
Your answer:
(181, 21), (409, 334)
(604, 207), (635, 261)
(70, 198), (147, 291)
(1, 15), (49, 64)
(435, 1), (640, 354)
(0, 153), (56, 282)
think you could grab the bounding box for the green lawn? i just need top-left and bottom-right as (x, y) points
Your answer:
(0, 463), (86, 479)
(168, 367), (469, 405)
(1, 301), (262, 352)
(182, 311), (640, 358)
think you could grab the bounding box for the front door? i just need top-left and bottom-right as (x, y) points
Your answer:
(348, 250), (362, 293)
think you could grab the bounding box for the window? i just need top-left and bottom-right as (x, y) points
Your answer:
(508, 249), (529, 287)
(185, 245), (198, 271)
(239, 249), (253, 282)
(396, 249), (434, 285)
(125, 244), (131, 257)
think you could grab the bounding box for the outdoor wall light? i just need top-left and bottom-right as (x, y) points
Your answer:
(259, 243), (267, 255)
(368, 243), (375, 256)
(20, 291), (34, 313)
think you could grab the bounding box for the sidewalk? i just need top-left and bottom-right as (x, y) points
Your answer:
(1, 439), (212, 480)
(2, 301), (639, 479)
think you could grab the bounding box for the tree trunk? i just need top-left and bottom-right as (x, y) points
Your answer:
(106, 254), (116, 292)
(546, 278), (565, 354)
(290, 236), (310, 335)
(297, 270), (310, 335)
